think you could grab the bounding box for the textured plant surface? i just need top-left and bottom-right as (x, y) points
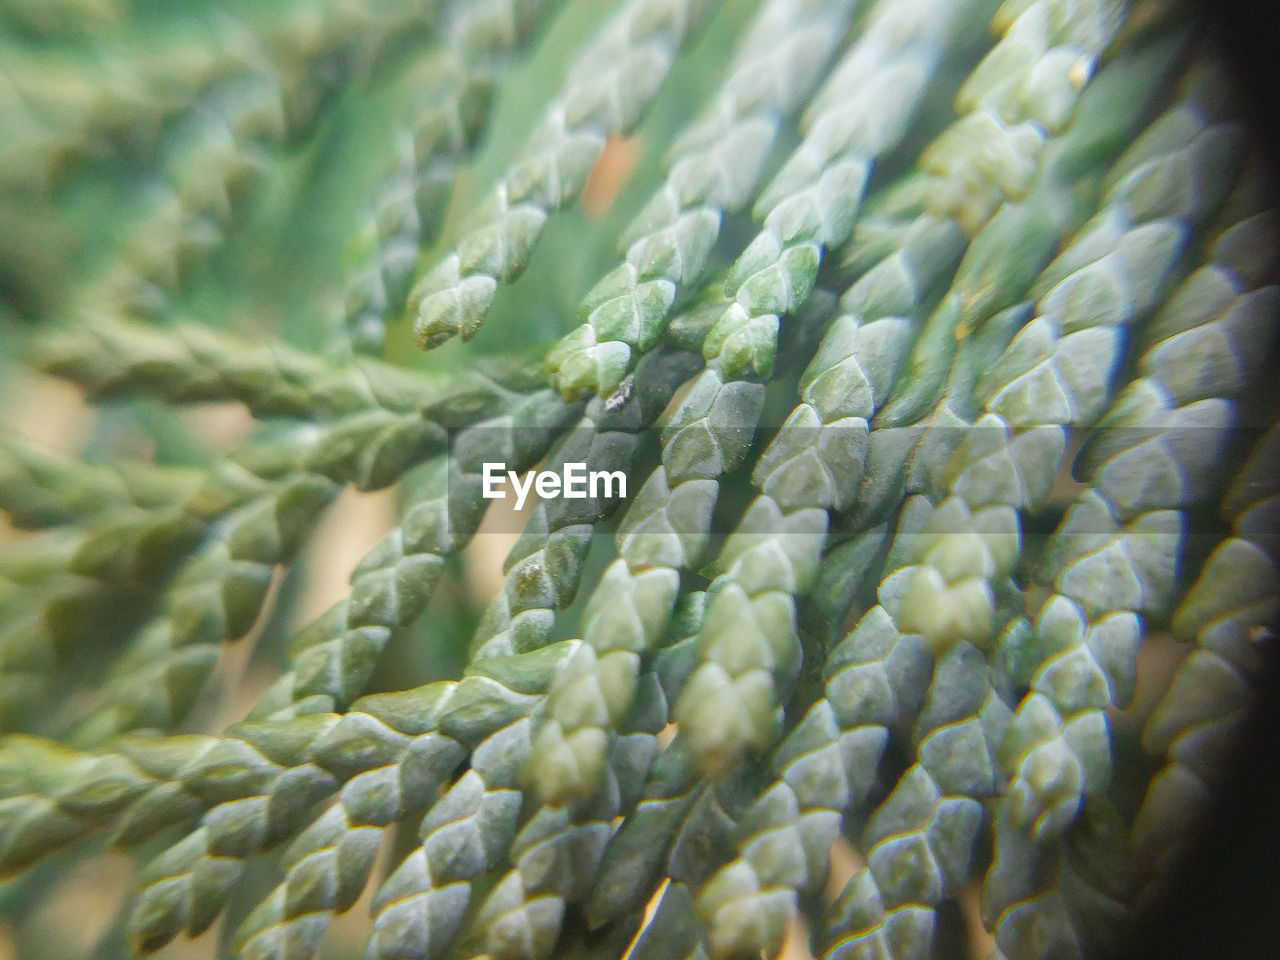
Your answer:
(0, 1), (1277, 959)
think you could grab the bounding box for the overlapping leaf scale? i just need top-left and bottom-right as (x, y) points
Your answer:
(813, 0), (1163, 501)
(807, 351), (1043, 946)
(545, 0), (859, 399)
(0, 437), (221, 529)
(981, 156), (1270, 960)
(363, 603), (705, 960)
(819, 97), (1246, 960)
(530, 10), (1109, 939)
(342, 0), (565, 355)
(0, 358), (543, 736)
(8, 346), (564, 738)
(122, 358), (646, 956)
(672, 223), (963, 793)
(33, 313), (524, 422)
(148, 643), (577, 959)
(410, 0), (717, 349)
(687, 494), (1017, 960)
(849, 48), (1193, 527)
(0, 538), (88, 722)
(586, 595), (821, 954)
(409, 312), (739, 701)
(9, 456), (340, 745)
(64, 473), (344, 743)
(705, 21), (1200, 960)
(139, 376), (618, 950)
(823, 644), (1011, 960)
(838, 0), (1109, 253)
(520, 361), (752, 805)
(675, 0), (1116, 794)
(974, 113), (1252, 437)
(564, 598), (752, 932)
(0, 713), (341, 880)
(251, 387), (581, 722)
(0, 640), (572, 951)
(0, 446), (273, 731)
(445, 664), (676, 960)
(471, 343), (703, 661)
(598, 480), (1014, 960)
(524, 0), (989, 811)
(864, 9), (1145, 436)
(463, 596), (705, 960)
(1127, 257), (1280, 894)
(589, 215), (1026, 958)
(1127, 423), (1278, 878)
(363, 719), (530, 960)
(0, 438), (264, 595)
(58, 411), (460, 744)
(625, 880), (711, 960)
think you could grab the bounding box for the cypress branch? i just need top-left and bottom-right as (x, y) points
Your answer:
(0, 3), (1275, 959)
(409, 0), (718, 349)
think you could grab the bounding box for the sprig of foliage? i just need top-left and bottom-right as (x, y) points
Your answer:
(1, 1), (1277, 960)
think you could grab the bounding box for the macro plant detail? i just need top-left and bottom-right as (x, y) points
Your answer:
(0, 1), (1276, 960)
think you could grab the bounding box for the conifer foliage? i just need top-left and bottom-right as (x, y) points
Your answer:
(0, 0), (1276, 958)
